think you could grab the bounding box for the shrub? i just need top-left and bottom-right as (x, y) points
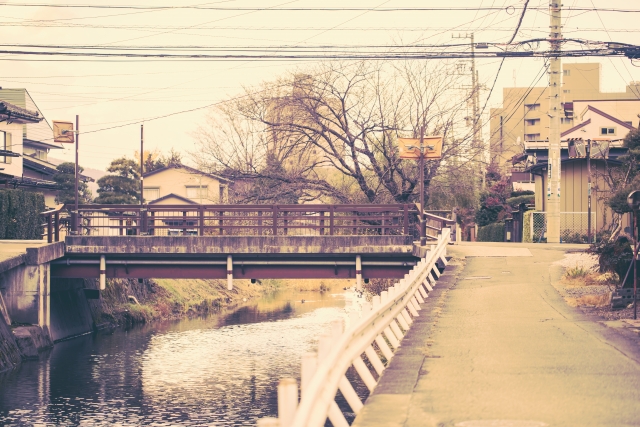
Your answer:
(589, 237), (634, 287)
(506, 194), (535, 206)
(0, 189), (45, 240)
(477, 222), (505, 242)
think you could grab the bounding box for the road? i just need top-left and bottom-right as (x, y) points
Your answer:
(353, 243), (640, 427)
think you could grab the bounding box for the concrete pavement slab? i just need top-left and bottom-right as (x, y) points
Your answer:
(353, 247), (640, 427)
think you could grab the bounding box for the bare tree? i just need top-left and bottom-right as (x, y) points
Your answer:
(194, 60), (480, 205)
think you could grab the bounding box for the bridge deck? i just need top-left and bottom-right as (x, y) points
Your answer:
(353, 243), (640, 427)
(53, 235), (418, 279)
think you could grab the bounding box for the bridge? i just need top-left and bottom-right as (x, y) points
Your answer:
(1, 204), (455, 344)
(42, 204), (457, 281)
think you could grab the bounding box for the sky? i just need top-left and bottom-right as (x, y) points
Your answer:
(1, 0), (639, 171)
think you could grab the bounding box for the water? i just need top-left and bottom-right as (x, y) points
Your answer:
(0, 289), (366, 426)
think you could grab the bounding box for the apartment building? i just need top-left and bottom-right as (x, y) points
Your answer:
(490, 62), (640, 173)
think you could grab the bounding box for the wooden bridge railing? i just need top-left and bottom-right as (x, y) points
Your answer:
(423, 210), (457, 242)
(40, 204), (65, 243)
(58, 204), (415, 238)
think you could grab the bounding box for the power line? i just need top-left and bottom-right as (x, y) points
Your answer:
(588, 0), (640, 100)
(507, 0), (530, 44)
(1, 4), (639, 12)
(0, 46), (634, 60)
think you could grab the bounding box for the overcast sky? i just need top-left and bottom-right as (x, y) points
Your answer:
(1, 0), (639, 171)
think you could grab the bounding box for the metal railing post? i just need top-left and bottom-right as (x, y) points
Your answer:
(403, 204), (409, 235)
(47, 214), (53, 243)
(140, 209), (147, 235)
(182, 211), (188, 236)
(199, 206), (205, 236)
(329, 205), (335, 236)
(70, 211), (77, 234)
(54, 211), (60, 242)
(283, 210), (288, 236)
(272, 205), (278, 236)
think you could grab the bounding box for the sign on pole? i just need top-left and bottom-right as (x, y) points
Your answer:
(53, 121), (75, 143)
(397, 136), (444, 159)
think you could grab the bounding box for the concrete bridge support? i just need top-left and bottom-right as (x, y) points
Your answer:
(0, 243), (64, 333)
(0, 242), (64, 358)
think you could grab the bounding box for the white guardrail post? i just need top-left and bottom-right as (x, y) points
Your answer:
(260, 229), (451, 427)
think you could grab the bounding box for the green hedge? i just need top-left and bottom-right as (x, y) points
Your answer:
(0, 189), (45, 240)
(477, 222), (505, 242)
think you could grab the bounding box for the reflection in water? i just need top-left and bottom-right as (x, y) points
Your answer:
(0, 290), (364, 426)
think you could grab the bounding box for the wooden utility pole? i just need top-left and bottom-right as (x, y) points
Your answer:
(547, 1), (562, 243)
(454, 32), (483, 193)
(140, 124), (144, 207)
(419, 125), (426, 246)
(470, 33), (484, 190)
(74, 115), (79, 233)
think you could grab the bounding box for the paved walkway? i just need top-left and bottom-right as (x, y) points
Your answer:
(0, 240), (46, 265)
(353, 243), (640, 427)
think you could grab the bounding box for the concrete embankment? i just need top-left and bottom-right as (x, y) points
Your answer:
(0, 313), (21, 372)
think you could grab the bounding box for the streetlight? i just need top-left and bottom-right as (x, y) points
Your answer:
(53, 117), (80, 233)
(398, 129), (443, 246)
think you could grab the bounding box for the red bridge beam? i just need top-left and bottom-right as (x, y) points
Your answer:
(51, 261), (416, 279)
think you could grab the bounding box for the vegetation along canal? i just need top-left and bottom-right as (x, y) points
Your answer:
(0, 288), (367, 425)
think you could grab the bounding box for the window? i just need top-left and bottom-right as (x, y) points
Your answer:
(144, 187), (160, 202)
(601, 127), (616, 136)
(35, 149), (47, 161)
(186, 185), (208, 200)
(563, 69), (571, 76)
(525, 119), (540, 126)
(525, 133), (541, 141)
(219, 185), (227, 203)
(0, 131), (11, 164)
(525, 103), (540, 111)
(561, 117), (574, 124)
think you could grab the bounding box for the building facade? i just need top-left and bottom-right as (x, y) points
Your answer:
(0, 89), (65, 207)
(142, 164), (231, 205)
(490, 62), (640, 173)
(517, 104), (634, 241)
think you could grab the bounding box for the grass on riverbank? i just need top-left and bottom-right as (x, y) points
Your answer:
(90, 277), (341, 327)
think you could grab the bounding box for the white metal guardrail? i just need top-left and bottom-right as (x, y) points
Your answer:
(258, 228), (451, 427)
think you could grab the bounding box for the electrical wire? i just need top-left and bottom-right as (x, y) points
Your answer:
(588, 0), (640, 100)
(0, 4), (639, 12)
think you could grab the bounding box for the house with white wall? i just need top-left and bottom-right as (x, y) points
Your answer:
(0, 89), (67, 207)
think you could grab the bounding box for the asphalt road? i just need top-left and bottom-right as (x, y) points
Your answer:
(353, 244), (640, 427)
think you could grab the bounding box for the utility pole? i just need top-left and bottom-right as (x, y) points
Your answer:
(419, 125), (426, 246)
(547, 1), (562, 243)
(586, 139), (592, 244)
(74, 114), (79, 233)
(140, 124), (144, 208)
(470, 33), (484, 190)
(454, 32), (484, 192)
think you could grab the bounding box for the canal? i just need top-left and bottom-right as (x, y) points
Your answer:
(0, 288), (367, 426)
